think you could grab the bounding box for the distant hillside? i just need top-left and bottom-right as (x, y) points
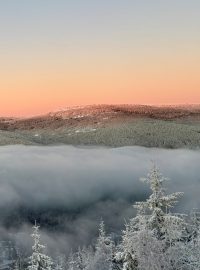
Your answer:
(0, 104), (200, 148)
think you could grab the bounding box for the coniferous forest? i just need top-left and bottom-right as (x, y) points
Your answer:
(12, 166), (200, 270)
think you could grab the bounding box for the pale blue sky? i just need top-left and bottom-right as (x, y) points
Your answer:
(1, 0), (199, 50)
(0, 1), (200, 116)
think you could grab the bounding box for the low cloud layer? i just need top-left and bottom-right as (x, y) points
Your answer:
(0, 145), (200, 254)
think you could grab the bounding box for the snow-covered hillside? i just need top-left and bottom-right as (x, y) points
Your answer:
(0, 105), (200, 148)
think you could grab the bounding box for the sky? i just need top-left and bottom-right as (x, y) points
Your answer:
(0, 1), (200, 116)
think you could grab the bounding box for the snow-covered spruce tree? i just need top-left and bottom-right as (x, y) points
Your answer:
(67, 246), (94, 270)
(117, 206), (166, 270)
(54, 255), (66, 270)
(81, 246), (94, 270)
(28, 222), (53, 270)
(137, 165), (184, 240)
(67, 251), (76, 270)
(183, 210), (200, 269)
(118, 165), (185, 270)
(88, 220), (114, 270)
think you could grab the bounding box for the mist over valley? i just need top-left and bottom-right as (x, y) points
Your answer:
(0, 145), (200, 256)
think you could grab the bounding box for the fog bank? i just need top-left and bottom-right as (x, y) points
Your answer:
(0, 145), (200, 254)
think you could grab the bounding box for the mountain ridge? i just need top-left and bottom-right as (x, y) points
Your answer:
(0, 104), (200, 148)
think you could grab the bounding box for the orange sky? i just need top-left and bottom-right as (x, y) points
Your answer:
(1, 47), (199, 117)
(0, 1), (200, 116)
